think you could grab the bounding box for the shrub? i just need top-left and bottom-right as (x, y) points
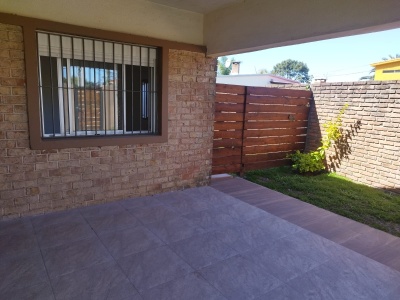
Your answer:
(289, 150), (325, 173)
(288, 104), (348, 173)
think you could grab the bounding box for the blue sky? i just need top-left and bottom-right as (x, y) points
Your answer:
(223, 28), (400, 82)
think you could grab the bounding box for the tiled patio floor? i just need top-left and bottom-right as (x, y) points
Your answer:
(1, 183), (400, 299)
(211, 176), (400, 274)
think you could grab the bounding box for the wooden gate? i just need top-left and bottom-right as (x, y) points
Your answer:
(212, 84), (312, 175)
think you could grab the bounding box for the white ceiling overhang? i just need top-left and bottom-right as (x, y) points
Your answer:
(1, 0), (400, 57)
(148, 0), (400, 57)
(147, 0), (244, 14)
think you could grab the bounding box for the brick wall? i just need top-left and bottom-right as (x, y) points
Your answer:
(284, 81), (400, 193)
(0, 23), (216, 219)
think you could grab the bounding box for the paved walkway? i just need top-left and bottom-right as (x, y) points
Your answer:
(211, 175), (400, 273)
(1, 184), (400, 299)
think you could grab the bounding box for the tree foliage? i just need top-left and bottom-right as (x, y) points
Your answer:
(217, 56), (233, 75)
(382, 54), (400, 61)
(359, 74), (374, 81)
(257, 68), (269, 74)
(271, 59), (312, 83)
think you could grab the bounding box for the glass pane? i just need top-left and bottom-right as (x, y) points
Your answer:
(62, 59), (70, 134)
(69, 60), (121, 133)
(40, 56), (60, 135)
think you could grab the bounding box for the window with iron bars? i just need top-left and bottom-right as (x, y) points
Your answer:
(37, 31), (159, 138)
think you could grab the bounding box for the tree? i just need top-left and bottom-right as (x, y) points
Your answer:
(217, 56), (233, 75)
(359, 74), (373, 81)
(382, 54), (400, 61)
(271, 59), (312, 83)
(257, 68), (269, 74)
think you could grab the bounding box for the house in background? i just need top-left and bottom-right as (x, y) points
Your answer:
(371, 58), (400, 80)
(1, 0), (400, 218)
(217, 61), (299, 86)
(217, 74), (299, 87)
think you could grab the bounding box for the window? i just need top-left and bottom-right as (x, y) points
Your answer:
(382, 69), (400, 73)
(37, 31), (159, 138)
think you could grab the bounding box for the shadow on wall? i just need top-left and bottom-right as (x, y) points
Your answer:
(304, 98), (322, 153)
(327, 120), (362, 172)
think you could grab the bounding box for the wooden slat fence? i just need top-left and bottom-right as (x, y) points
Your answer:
(212, 84), (312, 175)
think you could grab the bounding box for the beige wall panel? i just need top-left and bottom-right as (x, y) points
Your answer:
(0, 0), (204, 45)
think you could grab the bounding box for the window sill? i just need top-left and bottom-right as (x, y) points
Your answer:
(30, 133), (167, 150)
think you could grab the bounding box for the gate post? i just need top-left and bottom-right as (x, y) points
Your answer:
(239, 86), (248, 177)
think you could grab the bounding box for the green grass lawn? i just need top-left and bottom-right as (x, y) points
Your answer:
(244, 166), (400, 237)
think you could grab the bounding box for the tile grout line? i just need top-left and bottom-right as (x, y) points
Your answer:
(82, 204), (147, 297)
(30, 217), (58, 300)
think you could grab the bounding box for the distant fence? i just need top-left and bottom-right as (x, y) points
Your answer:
(212, 84), (312, 174)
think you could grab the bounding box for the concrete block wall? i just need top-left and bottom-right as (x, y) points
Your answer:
(285, 81), (400, 193)
(0, 23), (216, 219)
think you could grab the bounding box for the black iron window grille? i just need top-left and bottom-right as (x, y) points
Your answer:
(37, 31), (159, 138)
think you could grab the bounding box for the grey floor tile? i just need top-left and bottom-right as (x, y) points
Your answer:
(145, 216), (206, 244)
(247, 214), (302, 240)
(212, 222), (276, 253)
(242, 239), (322, 283)
(154, 191), (188, 203)
(256, 284), (303, 300)
(387, 285), (400, 300)
(31, 210), (83, 230)
(170, 233), (237, 270)
(85, 209), (141, 233)
(120, 196), (162, 210)
(0, 218), (34, 236)
(141, 272), (226, 300)
(99, 225), (163, 259)
(288, 229), (350, 263)
(35, 218), (96, 249)
(0, 251), (49, 293)
(286, 264), (339, 300)
(79, 202), (126, 219)
(129, 204), (179, 225)
(42, 236), (113, 278)
(325, 250), (400, 297)
(0, 230), (39, 260)
(1, 281), (55, 300)
(117, 245), (193, 292)
(51, 260), (138, 300)
(183, 186), (242, 208)
(157, 191), (210, 215)
(224, 202), (271, 222)
(183, 208), (239, 232)
(288, 262), (382, 300)
(200, 255), (282, 300)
